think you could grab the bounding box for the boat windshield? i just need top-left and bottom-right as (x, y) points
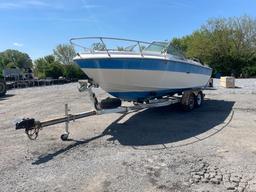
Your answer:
(70, 37), (186, 60)
(143, 41), (168, 53)
(166, 44), (186, 60)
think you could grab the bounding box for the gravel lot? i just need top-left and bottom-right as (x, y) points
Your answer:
(0, 79), (256, 192)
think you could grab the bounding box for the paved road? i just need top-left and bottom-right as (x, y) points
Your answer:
(0, 79), (256, 192)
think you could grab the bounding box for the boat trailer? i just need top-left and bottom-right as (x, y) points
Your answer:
(15, 80), (203, 141)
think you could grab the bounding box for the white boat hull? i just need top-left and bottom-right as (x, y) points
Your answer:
(83, 68), (210, 92)
(74, 53), (212, 101)
(81, 68), (211, 101)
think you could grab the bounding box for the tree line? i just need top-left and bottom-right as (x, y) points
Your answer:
(171, 15), (256, 77)
(33, 44), (86, 79)
(0, 44), (86, 79)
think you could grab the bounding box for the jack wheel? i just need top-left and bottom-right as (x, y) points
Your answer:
(60, 134), (69, 141)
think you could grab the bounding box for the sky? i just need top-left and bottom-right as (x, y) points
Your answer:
(0, 0), (256, 60)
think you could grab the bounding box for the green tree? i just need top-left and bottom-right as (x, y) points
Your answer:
(52, 44), (88, 79)
(0, 49), (32, 69)
(171, 15), (256, 77)
(53, 44), (76, 65)
(34, 55), (64, 79)
(47, 63), (64, 79)
(6, 62), (17, 68)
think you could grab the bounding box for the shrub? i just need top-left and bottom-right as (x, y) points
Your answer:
(242, 65), (256, 78)
(64, 64), (87, 79)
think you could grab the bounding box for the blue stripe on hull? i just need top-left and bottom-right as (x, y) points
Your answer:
(109, 88), (201, 101)
(75, 58), (212, 76)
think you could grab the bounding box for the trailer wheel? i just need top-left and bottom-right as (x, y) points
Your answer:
(182, 93), (195, 111)
(0, 80), (7, 97)
(195, 92), (203, 107)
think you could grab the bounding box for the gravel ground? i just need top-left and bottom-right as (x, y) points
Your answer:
(0, 79), (256, 192)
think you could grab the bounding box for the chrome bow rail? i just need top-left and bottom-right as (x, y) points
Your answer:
(70, 36), (169, 57)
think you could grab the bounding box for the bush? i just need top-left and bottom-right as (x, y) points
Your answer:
(242, 65), (256, 78)
(63, 64), (87, 79)
(34, 55), (64, 79)
(34, 55), (88, 79)
(45, 63), (64, 79)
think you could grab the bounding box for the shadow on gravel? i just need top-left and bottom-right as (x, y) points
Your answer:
(32, 99), (234, 165)
(0, 94), (15, 101)
(32, 134), (105, 165)
(103, 99), (235, 146)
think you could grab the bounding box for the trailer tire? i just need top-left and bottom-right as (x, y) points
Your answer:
(195, 91), (203, 107)
(0, 80), (7, 97)
(182, 92), (195, 111)
(100, 97), (122, 109)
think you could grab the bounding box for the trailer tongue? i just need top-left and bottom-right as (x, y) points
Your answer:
(16, 109), (97, 140)
(15, 80), (203, 141)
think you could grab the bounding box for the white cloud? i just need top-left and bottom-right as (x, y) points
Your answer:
(13, 42), (24, 47)
(81, 0), (100, 9)
(0, 0), (100, 23)
(0, 2), (21, 9)
(0, 0), (101, 11)
(26, 0), (48, 6)
(166, 0), (191, 8)
(0, 0), (49, 9)
(83, 4), (100, 9)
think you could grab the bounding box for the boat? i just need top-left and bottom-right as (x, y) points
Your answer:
(15, 37), (212, 140)
(70, 37), (212, 102)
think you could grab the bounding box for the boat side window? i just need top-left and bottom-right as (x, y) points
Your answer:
(167, 45), (185, 60)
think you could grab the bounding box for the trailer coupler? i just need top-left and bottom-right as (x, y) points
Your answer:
(16, 118), (41, 140)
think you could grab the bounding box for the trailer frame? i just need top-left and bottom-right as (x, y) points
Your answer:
(15, 80), (204, 140)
